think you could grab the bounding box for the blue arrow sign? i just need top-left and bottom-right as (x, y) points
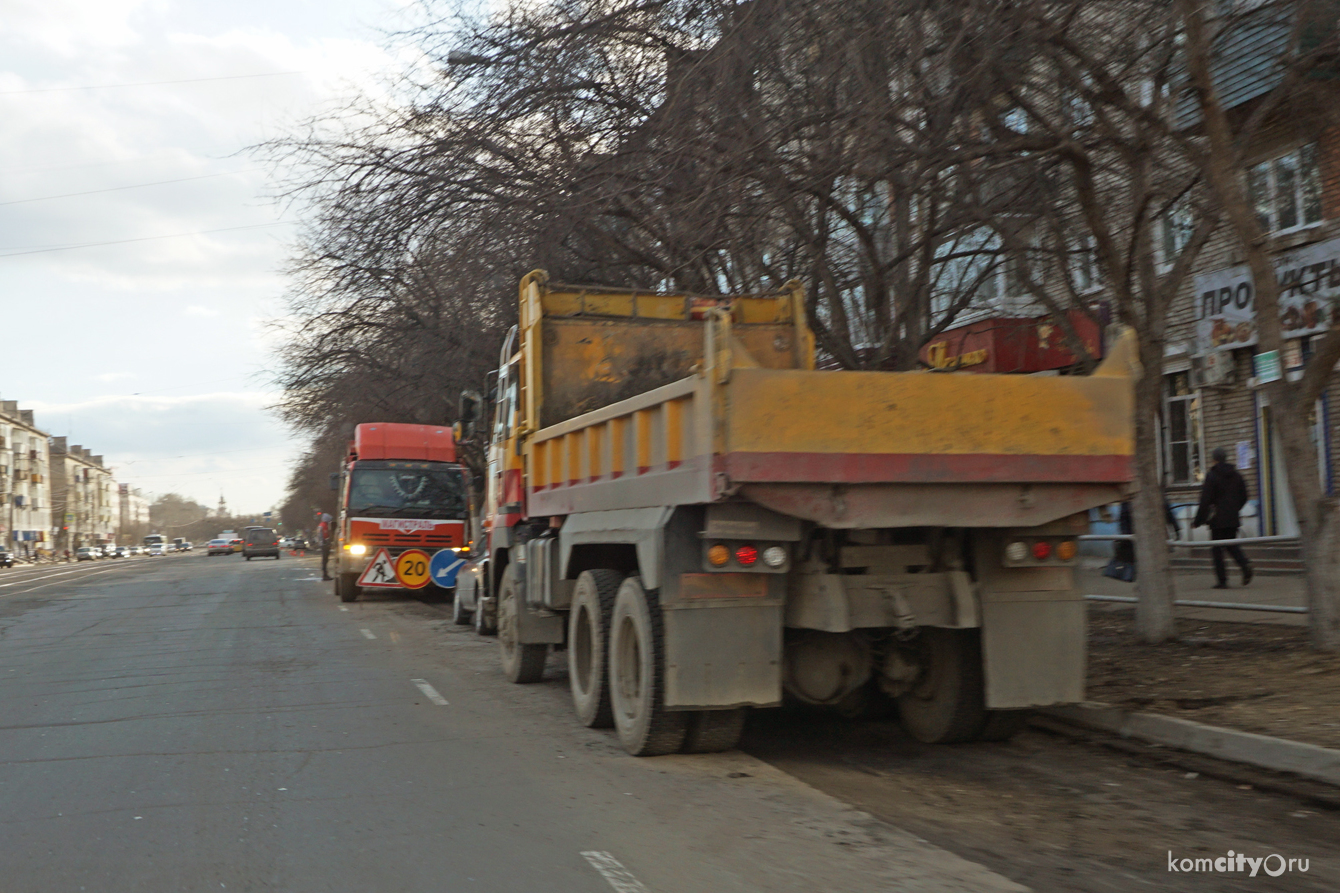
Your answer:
(429, 549), (466, 588)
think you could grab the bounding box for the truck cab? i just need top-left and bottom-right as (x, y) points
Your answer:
(333, 423), (472, 602)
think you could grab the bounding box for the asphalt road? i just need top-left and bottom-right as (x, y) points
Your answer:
(0, 553), (1021, 893)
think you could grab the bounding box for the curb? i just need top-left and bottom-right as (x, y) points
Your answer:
(1041, 702), (1340, 788)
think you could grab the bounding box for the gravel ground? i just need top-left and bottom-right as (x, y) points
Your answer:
(1086, 606), (1340, 749)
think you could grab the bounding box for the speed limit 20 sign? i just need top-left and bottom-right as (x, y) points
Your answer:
(394, 549), (432, 589)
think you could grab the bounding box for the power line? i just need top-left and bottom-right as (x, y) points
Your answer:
(0, 222), (292, 258)
(0, 170), (262, 206)
(0, 71), (305, 96)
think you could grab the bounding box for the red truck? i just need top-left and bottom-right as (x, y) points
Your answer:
(332, 423), (472, 602)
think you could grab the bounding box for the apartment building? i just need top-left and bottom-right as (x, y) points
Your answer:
(0, 401), (53, 556)
(1161, 13), (1340, 537)
(50, 436), (117, 550)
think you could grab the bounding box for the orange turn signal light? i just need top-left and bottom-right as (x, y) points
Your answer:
(1056, 540), (1078, 561)
(707, 544), (731, 567)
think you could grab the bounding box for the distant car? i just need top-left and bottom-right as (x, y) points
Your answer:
(147, 543), (166, 556)
(243, 527), (281, 560)
(0, 549), (14, 568)
(76, 547), (98, 561)
(114, 546), (130, 558)
(230, 538), (243, 553)
(207, 539), (233, 556)
(180, 542), (193, 552)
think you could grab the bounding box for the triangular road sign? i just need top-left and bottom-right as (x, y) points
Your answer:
(356, 547), (400, 588)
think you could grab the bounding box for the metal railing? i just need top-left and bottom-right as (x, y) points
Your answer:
(1078, 533), (1298, 548)
(1079, 532), (1306, 615)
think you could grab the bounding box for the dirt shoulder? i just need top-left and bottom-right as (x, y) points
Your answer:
(1086, 606), (1340, 750)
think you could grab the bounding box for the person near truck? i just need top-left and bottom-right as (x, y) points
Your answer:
(318, 513), (333, 581)
(1193, 447), (1253, 589)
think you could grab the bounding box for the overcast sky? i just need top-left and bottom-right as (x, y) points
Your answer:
(0, 0), (423, 514)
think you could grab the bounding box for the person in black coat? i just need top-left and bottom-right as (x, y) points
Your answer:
(1193, 447), (1253, 588)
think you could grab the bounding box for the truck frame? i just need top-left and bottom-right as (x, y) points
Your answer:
(456, 271), (1135, 755)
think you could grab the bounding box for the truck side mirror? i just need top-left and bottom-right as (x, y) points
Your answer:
(328, 472), (340, 491)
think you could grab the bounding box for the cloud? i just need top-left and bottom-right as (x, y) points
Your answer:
(27, 391), (304, 513)
(184, 305), (221, 317)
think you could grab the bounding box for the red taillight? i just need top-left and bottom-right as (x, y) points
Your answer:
(735, 544), (758, 566)
(1032, 541), (1052, 560)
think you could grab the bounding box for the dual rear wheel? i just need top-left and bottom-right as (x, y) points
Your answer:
(566, 572), (744, 756)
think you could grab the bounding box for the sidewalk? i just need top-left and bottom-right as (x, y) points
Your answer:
(1079, 560), (1305, 625)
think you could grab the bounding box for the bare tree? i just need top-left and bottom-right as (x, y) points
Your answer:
(1178, 0), (1340, 650)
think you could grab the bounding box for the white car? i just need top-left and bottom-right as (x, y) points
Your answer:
(147, 543), (166, 556)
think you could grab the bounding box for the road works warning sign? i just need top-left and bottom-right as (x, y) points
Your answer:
(356, 548), (400, 588)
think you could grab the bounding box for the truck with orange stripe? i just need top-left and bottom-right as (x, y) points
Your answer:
(454, 271), (1135, 756)
(332, 423), (471, 602)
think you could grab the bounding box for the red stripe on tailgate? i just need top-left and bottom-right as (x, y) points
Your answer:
(721, 452), (1132, 484)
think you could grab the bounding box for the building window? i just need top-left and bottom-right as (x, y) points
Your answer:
(1163, 371), (1203, 485)
(1247, 144), (1322, 233)
(1072, 235), (1102, 293)
(1158, 200), (1195, 266)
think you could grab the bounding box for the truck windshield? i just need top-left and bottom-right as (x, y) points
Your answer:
(348, 464), (467, 518)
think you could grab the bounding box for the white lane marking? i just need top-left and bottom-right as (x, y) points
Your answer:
(410, 678), (449, 706)
(581, 852), (650, 893)
(359, 628), (377, 639)
(0, 563), (137, 588)
(0, 564), (141, 598)
(338, 606), (350, 612)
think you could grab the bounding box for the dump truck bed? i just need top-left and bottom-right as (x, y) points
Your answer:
(516, 272), (1133, 527)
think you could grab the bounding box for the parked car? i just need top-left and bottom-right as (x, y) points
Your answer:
(207, 538), (233, 556)
(76, 547), (98, 561)
(0, 549), (14, 568)
(242, 527), (281, 560)
(147, 543), (166, 556)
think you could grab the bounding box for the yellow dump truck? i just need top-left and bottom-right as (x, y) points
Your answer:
(454, 271), (1134, 756)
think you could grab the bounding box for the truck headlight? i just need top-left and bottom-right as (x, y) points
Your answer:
(348, 544), (367, 556)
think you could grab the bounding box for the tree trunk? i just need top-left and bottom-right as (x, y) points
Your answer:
(1132, 338), (1177, 643)
(1271, 385), (1340, 650)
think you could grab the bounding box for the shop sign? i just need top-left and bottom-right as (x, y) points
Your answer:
(1195, 236), (1340, 352)
(1253, 350), (1283, 384)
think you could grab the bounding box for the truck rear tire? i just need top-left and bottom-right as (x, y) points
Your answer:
(681, 708), (747, 753)
(568, 569), (623, 729)
(608, 577), (686, 756)
(338, 573), (359, 603)
(896, 628), (987, 744)
(498, 565), (547, 684)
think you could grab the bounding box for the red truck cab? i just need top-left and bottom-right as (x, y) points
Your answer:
(333, 423), (471, 602)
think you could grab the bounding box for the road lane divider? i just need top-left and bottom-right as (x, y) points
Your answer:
(410, 679), (449, 706)
(360, 629), (377, 639)
(581, 851), (650, 893)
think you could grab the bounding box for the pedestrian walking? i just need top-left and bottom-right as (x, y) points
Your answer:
(1193, 447), (1253, 589)
(319, 513), (334, 581)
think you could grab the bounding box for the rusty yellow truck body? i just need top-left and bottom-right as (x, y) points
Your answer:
(462, 270), (1134, 757)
